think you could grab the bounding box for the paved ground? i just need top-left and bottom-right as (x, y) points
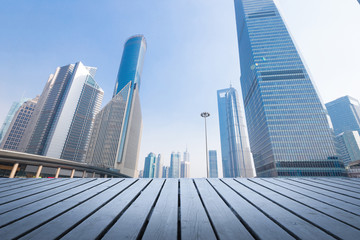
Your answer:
(0, 177), (359, 239)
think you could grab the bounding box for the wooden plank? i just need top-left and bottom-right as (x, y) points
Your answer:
(18, 179), (135, 240)
(290, 178), (360, 202)
(305, 178), (360, 194)
(0, 178), (45, 191)
(222, 178), (334, 240)
(251, 178), (360, 228)
(102, 179), (165, 240)
(0, 179), (71, 204)
(238, 178), (360, 239)
(180, 178), (216, 240)
(194, 178), (254, 240)
(322, 178), (360, 190)
(61, 179), (151, 240)
(0, 178), (114, 239)
(0, 178), (87, 214)
(208, 178), (295, 240)
(270, 178), (360, 214)
(288, 178), (360, 206)
(142, 178), (178, 240)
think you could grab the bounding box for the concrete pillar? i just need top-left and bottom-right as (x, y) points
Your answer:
(55, 167), (61, 178)
(92, 172), (95, 178)
(70, 169), (75, 178)
(82, 170), (87, 178)
(9, 163), (19, 178)
(35, 165), (43, 178)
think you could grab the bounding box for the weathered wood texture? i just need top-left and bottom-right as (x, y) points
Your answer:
(0, 177), (359, 239)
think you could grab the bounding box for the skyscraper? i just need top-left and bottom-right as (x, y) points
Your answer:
(217, 87), (255, 178)
(155, 154), (163, 178)
(0, 96), (38, 151)
(209, 150), (218, 178)
(234, 0), (345, 177)
(326, 96), (360, 135)
(0, 98), (29, 144)
(336, 131), (360, 167)
(24, 62), (103, 163)
(169, 152), (181, 178)
(143, 152), (156, 178)
(162, 166), (170, 178)
(180, 149), (190, 178)
(85, 35), (146, 177)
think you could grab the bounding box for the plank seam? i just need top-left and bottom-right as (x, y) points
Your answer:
(95, 179), (154, 240)
(193, 179), (220, 240)
(177, 179), (181, 240)
(234, 179), (341, 240)
(304, 179), (360, 195)
(136, 179), (167, 240)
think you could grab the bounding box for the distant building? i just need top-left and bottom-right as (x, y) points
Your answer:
(336, 131), (360, 166)
(181, 149), (190, 178)
(162, 166), (170, 178)
(24, 62), (103, 163)
(0, 98), (29, 144)
(138, 170), (144, 178)
(169, 152), (181, 178)
(326, 96), (360, 135)
(217, 87), (255, 178)
(234, 0), (345, 177)
(155, 154), (163, 178)
(0, 97), (38, 151)
(85, 35), (146, 177)
(209, 150), (218, 178)
(143, 152), (156, 178)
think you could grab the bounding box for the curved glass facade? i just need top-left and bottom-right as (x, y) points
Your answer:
(234, 0), (345, 177)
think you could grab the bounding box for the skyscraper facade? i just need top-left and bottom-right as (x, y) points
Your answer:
(85, 35), (146, 177)
(180, 150), (190, 178)
(169, 152), (181, 178)
(217, 87), (255, 178)
(209, 150), (218, 178)
(155, 154), (163, 178)
(336, 131), (360, 167)
(162, 166), (170, 178)
(0, 98), (28, 144)
(143, 152), (156, 178)
(326, 96), (360, 135)
(0, 96), (38, 151)
(25, 62), (103, 163)
(234, 0), (345, 177)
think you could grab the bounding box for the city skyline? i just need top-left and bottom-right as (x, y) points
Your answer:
(0, 0), (359, 177)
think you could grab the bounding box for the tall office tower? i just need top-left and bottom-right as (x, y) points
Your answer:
(169, 152), (181, 178)
(209, 150), (219, 178)
(234, 0), (345, 177)
(155, 154), (163, 178)
(326, 96), (360, 135)
(143, 152), (156, 178)
(336, 131), (360, 166)
(25, 62), (103, 163)
(162, 166), (170, 178)
(0, 98), (28, 144)
(0, 96), (38, 151)
(85, 35), (146, 177)
(217, 87), (255, 178)
(180, 149), (190, 178)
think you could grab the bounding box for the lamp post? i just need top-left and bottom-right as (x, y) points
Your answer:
(201, 112), (210, 178)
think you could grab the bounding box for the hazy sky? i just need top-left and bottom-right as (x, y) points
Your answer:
(0, 0), (359, 177)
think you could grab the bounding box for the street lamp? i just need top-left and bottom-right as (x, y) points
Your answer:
(201, 112), (210, 178)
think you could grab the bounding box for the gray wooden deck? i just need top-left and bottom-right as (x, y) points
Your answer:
(0, 178), (359, 239)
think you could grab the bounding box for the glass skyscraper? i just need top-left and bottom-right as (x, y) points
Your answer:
(143, 152), (156, 178)
(234, 0), (345, 177)
(85, 35), (146, 177)
(336, 131), (360, 166)
(24, 62), (103, 163)
(0, 96), (38, 151)
(217, 87), (255, 178)
(209, 150), (218, 178)
(326, 96), (360, 135)
(169, 152), (181, 178)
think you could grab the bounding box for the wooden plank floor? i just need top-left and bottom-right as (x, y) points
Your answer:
(0, 178), (359, 240)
